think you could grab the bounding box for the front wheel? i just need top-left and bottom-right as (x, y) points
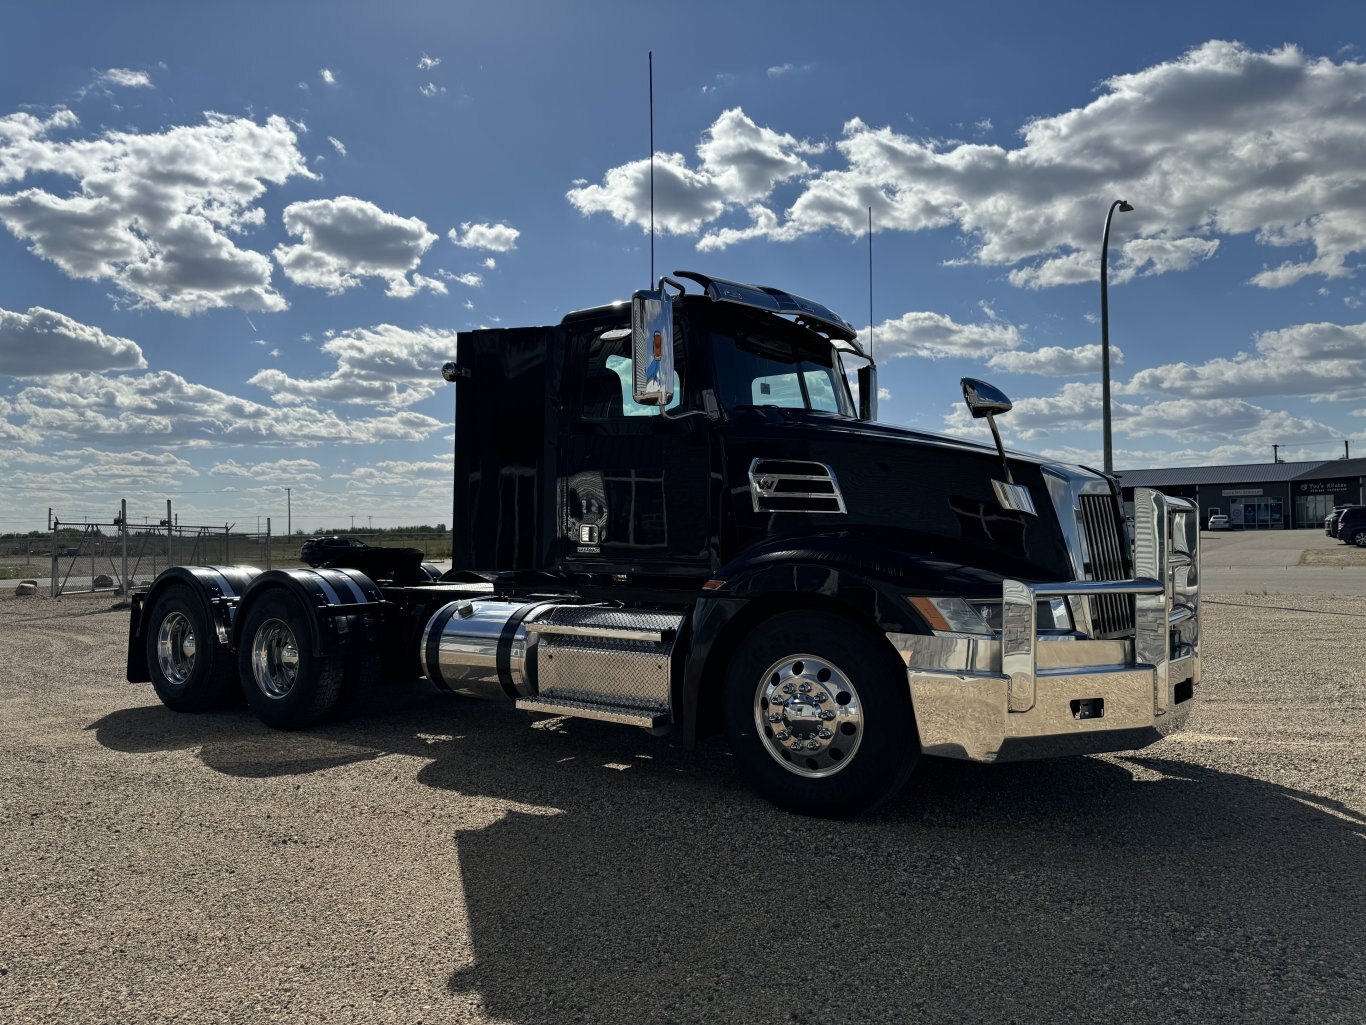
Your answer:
(724, 610), (919, 818)
(237, 591), (343, 730)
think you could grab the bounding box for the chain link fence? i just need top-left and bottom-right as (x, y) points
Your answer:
(33, 500), (451, 597)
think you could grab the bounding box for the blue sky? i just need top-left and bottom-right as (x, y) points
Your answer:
(1, 1), (1364, 533)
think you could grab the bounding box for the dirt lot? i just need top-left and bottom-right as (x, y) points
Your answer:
(1, 578), (1364, 1024)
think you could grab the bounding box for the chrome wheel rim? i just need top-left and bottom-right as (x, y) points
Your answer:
(251, 619), (300, 699)
(754, 654), (863, 778)
(155, 611), (197, 686)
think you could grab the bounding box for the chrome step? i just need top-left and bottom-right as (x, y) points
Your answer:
(531, 622), (670, 644)
(515, 697), (669, 729)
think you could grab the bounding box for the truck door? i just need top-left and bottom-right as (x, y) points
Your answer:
(559, 324), (712, 577)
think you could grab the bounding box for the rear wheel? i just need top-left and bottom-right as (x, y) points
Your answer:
(724, 610), (918, 818)
(144, 585), (235, 712)
(1352, 529), (1366, 548)
(238, 591), (343, 730)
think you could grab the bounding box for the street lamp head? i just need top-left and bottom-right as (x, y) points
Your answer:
(1118, 200), (1134, 213)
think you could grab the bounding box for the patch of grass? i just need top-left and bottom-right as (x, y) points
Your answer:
(0, 564), (47, 580)
(1298, 545), (1366, 567)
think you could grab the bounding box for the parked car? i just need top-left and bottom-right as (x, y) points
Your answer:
(1326, 505), (1363, 538)
(1334, 507), (1366, 546)
(1207, 514), (1230, 530)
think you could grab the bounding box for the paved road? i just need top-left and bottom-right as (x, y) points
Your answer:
(1200, 529), (1366, 596)
(2, 544), (1364, 1023)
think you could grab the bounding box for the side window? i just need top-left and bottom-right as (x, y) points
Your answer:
(582, 331), (682, 420)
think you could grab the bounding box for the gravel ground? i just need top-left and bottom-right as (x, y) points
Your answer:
(1, 584), (1364, 1024)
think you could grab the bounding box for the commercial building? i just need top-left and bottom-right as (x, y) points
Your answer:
(1115, 458), (1366, 530)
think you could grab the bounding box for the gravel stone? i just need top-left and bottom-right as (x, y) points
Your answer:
(1, 534), (1363, 1024)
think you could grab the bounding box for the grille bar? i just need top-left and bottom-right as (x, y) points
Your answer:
(1078, 493), (1135, 637)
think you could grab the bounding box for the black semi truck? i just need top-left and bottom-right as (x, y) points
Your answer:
(128, 271), (1200, 817)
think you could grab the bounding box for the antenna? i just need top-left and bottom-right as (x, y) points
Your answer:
(867, 206), (874, 361)
(649, 51), (655, 286)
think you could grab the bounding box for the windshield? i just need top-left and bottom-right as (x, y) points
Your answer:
(709, 314), (855, 417)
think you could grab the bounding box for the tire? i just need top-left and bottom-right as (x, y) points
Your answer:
(1353, 530), (1366, 548)
(333, 645), (383, 720)
(144, 584), (236, 712)
(724, 610), (919, 818)
(237, 591), (344, 730)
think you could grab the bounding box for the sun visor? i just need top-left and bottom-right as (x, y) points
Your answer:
(675, 270), (857, 341)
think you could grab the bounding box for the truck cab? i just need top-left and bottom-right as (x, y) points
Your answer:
(129, 271), (1201, 818)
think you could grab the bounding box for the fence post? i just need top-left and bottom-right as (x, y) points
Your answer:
(120, 498), (129, 596)
(50, 519), (57, 599)
(266, 518), (272, 570)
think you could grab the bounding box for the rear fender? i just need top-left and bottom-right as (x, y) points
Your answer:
(127, 565), (263, 683)
(233, 567), (384, 659)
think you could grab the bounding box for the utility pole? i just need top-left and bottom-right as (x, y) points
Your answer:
(1346, 440), (1351, 460)
(286, 487), (292, 538)
(1273, 444), (1280, 463)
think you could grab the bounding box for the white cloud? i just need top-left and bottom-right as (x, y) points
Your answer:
(448, 221), (520, 251)
(1009, 235), (1221, 289)
(866, 309), (1022, 360)
(0, 305), (145, 376)
(9, 369), (443, 447)
(1123, 320), (1366, 402)
(419, 83), (446, 97)
(417, 54), (441, 70)
(988, 343), (1119, 376)
(320, 68), (336, 85)
(99, 68), (153, 89)
(575, 43), (1366, 290)
(482, 257), (496, 269)
(211, 458), (322, 483)
(327, 135), (347, 157)
(274, 196), (443, 298)
(767, 63), (813, 79)
(436, 269), (482, 287)
(568, 108), (822, 236)
(334, 455), (453, 490)
(940, 380), (1342, 465)
(248, 323), (459, 409)
(0, 109), (311, 313)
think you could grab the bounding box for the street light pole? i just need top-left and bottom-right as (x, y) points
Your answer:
(1100, 199), (1133, 474)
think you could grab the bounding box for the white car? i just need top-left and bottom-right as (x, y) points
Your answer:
(1207, 514), (1230, 530)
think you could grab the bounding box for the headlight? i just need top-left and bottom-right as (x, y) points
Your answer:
(966, 596), (1073, 634)
(905, 595), (1074, 636)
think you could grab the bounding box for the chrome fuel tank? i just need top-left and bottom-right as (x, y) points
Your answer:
(420, 599), (558, 700)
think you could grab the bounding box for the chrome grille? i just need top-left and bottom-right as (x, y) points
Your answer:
(1078, 493), (1135, 637)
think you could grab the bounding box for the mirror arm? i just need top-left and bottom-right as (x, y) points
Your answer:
(985, 413), (1014, 484)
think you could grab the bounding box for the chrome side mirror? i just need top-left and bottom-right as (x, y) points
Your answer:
(857, 364), (878, 421)
(960, 377), (1012, 419)
(631, 288), (674, 407)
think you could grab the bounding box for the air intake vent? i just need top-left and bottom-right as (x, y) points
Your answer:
(1078, 493), (1135, 637)
(748, 459), (846, 514)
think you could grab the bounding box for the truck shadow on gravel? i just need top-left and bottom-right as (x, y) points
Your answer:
(92, 686), (1366, 1025)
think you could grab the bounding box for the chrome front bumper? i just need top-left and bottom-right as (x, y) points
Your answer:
(894, 488), (1200, 763)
